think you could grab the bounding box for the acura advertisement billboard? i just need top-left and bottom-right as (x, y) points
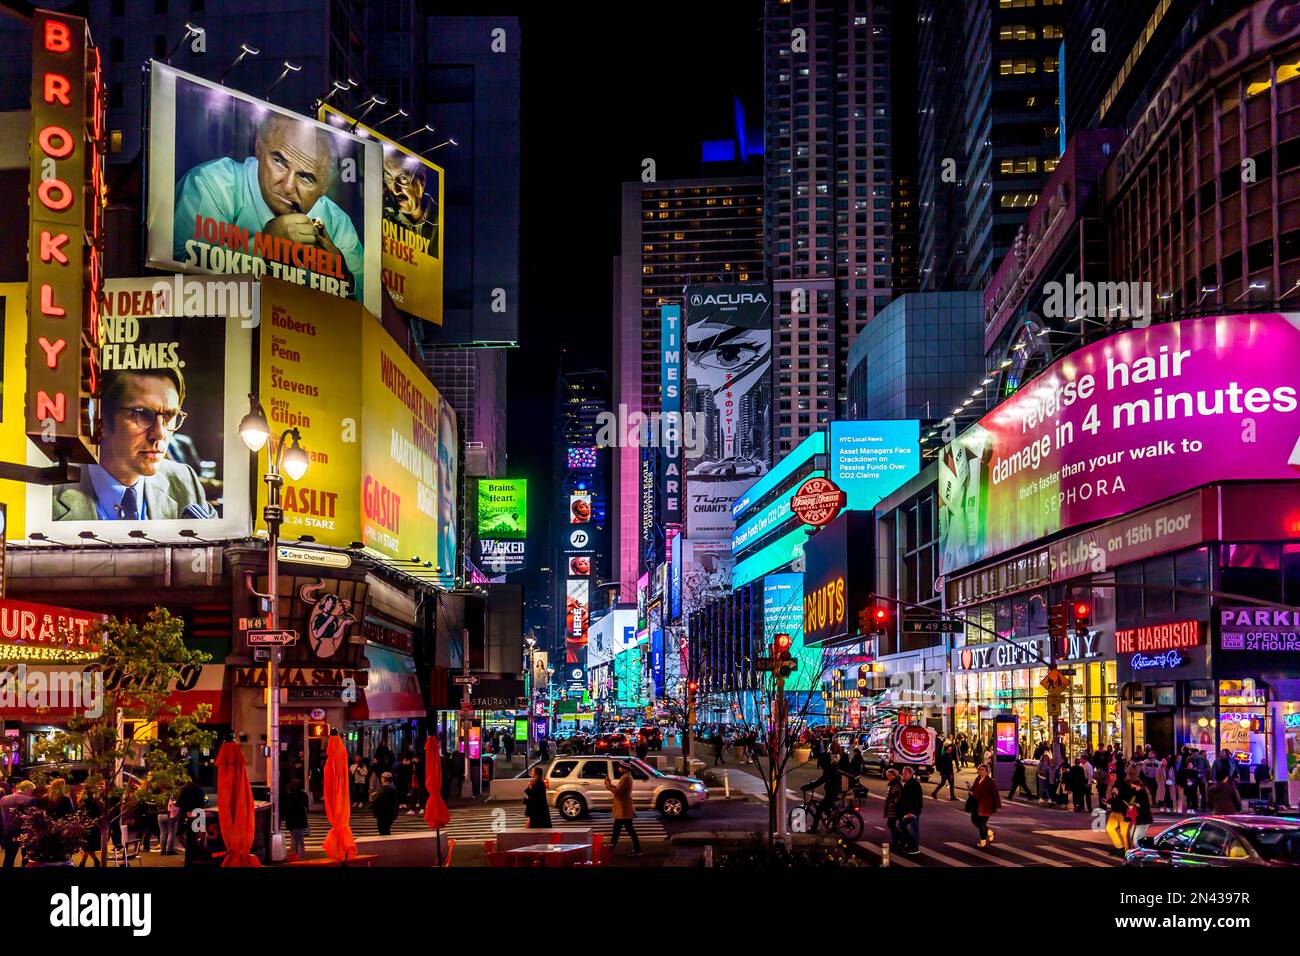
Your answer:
(938, 314), (1300, 573)
(146, 62), (382, 315)
(683, 284), (773, 539)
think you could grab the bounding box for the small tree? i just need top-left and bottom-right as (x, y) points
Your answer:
(744, 642), (866, 846)
(32, 606), (215, 866)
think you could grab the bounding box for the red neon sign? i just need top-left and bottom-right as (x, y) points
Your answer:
(1115, 620), (1203, 655)
(26, 10), (103, 460)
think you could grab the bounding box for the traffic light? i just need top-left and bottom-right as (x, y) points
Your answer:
(1048, 603), (1069, 644)
(1072, 601), (1091, 637)
(857, 607), (871, 634)
(308, 721), (328, 740)
(871, 606), (890, 635)
(688, 680), (698, 696)
(773, 632), (795, 680)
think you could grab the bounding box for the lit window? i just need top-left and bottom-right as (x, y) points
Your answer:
(1043, 55), (1059, 73)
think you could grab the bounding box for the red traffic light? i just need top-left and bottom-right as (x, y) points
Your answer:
(1073, 602), (1090, 621)
(774, 632), (793, 653)
(688, 680), (698, 693)
(873, 607), (888, 623)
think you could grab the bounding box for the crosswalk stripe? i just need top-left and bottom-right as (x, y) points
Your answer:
(914, 845), (978, 867)
(943, 841), (1017, 866)
(856, 843), (919, 866)
(296, 808), (668, 848)
(1073, 844), (1123, 864)
(1040, 844), (1113, 867)
(993, 844), (1068, 867)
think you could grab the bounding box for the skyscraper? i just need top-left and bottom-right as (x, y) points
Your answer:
(551, 367), (610, 665)
(763, 0), (918, 453)
(612, 177), (763, 602)
(918, 0), (1066, 293)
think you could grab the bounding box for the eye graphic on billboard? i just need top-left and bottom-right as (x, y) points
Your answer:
(26, 277), (253, 543)
(319, 105), (443, 326)
(683, 284), (773, 540)
(146, 62), (382, 316)
(938, 314), (1300, 573)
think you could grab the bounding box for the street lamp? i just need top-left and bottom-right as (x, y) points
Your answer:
(238, 394), (310, 846)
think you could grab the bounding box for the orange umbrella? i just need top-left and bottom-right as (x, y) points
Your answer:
(322, 734), (358, 863)
(424, 737), (450, 865)
(216, 740), (261, 867)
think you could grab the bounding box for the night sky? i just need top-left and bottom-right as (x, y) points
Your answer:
(508, 1), (763, 560)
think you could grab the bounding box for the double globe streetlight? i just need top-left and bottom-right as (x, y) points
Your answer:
(238, 395), (310, 848)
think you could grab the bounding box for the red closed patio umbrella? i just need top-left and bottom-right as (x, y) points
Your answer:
(424, 737), (450, 866)
(216, 740), (261, 867)
(322, 734), (357, 863)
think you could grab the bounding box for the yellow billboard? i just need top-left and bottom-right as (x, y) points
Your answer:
(257, 278), (362, 547)
(319, 105), (444, 326)
(361, 319), (457, 573)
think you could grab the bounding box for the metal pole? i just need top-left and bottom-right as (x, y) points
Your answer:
(774, 670), (788, 841)
(266, 468), (282, 836)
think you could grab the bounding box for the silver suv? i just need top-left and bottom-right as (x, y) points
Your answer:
(543, 756), (707, 820)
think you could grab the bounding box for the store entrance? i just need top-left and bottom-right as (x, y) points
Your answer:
(1145, 712), (1174, 758)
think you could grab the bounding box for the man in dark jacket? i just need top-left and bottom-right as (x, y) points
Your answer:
(801, 754), (843, 833)
(883, 769), (904, 850)
(898, 766), (924, 854)
(372, 772), (400, 835)
(176, 779), (207, 867)
(1212, 750), (1235, 785)
(932, 743), (957, 800)
(1207, 774), (1243, 814)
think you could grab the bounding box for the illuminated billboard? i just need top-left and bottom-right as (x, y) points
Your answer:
(938, 314), (1300, 573)
(254, 279), (457, 567)
(764, 573), (820, 693)
(146, 62), (382, 315)
(475, 477), (526, 573)
(567, 446), (597, 469)
(829, 420), (920, 511)
(320, 105), (444, 326)
(477, 478), (526, 539)
(614, 646), (643, 708)
(257, 278), (362, 548)
(569, 492), (592, 525)
(565, 578), (590, 664)
(683, 284), (773, 539)
(361, 318), (457, 572)
(27, 277), (253, 544)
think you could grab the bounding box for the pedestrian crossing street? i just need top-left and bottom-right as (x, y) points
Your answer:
(855, 835), (1121, 868)
(292, 806), (668, 851)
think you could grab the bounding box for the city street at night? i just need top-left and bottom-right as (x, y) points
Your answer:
(1, 0), (1299, 939)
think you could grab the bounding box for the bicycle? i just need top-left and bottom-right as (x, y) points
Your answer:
(789, 786), (866, 841)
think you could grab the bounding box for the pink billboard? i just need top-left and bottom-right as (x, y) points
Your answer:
(939, 314), (1300, 573)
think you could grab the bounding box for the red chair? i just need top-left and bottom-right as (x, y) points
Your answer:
(588, 833), (604, 866)
(441, 838), (456, 867)
(485, 850), (513, 867)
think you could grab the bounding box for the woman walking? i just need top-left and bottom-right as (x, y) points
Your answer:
(1104, 772), (1133, 856)
(523, 765), (552, 829)
(1127, 767), (1154, 848)
(968, 763), (1002, 849)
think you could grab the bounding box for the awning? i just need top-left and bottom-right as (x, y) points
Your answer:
(1, 664), (229, 723)
(346, 645), (424, 721)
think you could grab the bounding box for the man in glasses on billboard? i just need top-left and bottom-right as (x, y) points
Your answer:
(53, 368), (217, 522)
(172, 113), (365, 303)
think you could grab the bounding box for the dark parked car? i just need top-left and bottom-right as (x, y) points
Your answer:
(1125, 815), (1300, 867)
(594, 733), (630, 755)
(637, 727), (663, 751)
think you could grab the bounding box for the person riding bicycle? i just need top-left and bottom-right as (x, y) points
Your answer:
(801, 753), (847, 832)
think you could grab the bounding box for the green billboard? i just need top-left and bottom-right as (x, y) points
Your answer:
(477, 478), (527, 539)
